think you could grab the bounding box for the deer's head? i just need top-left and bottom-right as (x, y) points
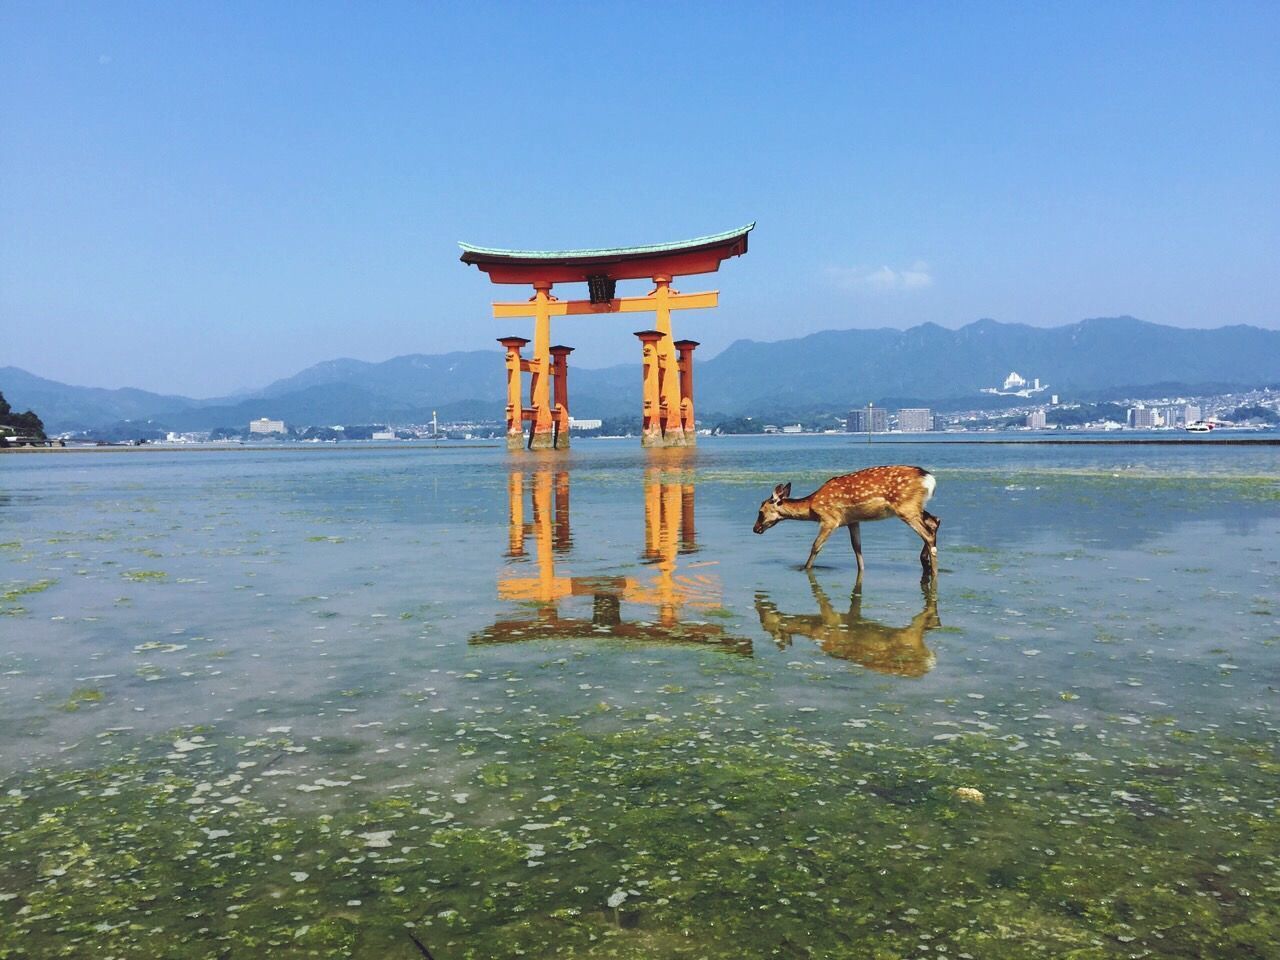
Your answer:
(753, 482), (791, 534)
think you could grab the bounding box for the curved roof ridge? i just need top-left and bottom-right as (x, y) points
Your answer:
(458, 223), (755, 260)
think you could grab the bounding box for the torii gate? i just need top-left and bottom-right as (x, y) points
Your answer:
(459, 223), (753, 450)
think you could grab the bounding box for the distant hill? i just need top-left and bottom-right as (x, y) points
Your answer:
(0, 367), (200, 433)
(690, 317), (1280, 410)
(4, 317), (1278, 432)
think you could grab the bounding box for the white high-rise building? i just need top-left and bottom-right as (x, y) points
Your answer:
(249, 418), (285, 434)
(1026, 409), (1047, 429)
(1129, 406), (1159, 429)
(896, 408), (932, 432)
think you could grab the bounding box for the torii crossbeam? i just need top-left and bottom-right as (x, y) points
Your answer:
(460, 223), (754, 449)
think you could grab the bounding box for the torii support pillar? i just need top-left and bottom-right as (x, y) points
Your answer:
(550, 345), (573, 450)
(674, 339), (699, 443)
(527, 282), (556, 451)
(651, 276), (689, 447)
(635, 330), (666, 447)
(498, 337), (530, 451)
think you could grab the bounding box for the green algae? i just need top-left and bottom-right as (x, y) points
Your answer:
(2, 713), (1277, 960)
(120, 570), (167, 583)
(58, 688), (104, 712)
(0, 578), (55, 615)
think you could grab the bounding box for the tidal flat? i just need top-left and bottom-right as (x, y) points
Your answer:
(1, 437), (1278, 958)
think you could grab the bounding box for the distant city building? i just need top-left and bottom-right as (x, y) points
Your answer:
(1128, 405), (1159, 429)
(249, 418), (285, 434)
(1003, 372), (1027, 390)
(897, 408), (932, 432)
(371, 430), (396, 440)
(847, 407), (888, 433)
(1050, 394), (1059, 405)
(1183, 404), (1201, 425)
(1026, 409), (1047, 429)
(568, 418), (603, 430)
(932, 414), (948, 432)
(780, 423), (803, 434)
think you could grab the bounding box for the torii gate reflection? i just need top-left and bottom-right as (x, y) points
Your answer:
(471, 466), (751, 654)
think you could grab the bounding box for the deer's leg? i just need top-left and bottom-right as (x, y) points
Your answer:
(901, 514), (938, 580)
(804, 521), (837, 570)
(848, 522), (864, 573)
(920, 513), (941, 573)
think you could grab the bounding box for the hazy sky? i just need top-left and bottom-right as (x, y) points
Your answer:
(2, 2), (1277, 396)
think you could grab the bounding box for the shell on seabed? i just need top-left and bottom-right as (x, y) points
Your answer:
(953, 786), (985, 804)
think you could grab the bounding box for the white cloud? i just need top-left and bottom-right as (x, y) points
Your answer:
(827, 261), (934, 293)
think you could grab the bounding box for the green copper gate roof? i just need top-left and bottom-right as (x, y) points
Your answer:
(458, 223), (755, 261)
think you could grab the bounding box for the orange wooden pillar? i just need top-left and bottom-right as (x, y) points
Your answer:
(528, 282), (556, 451)
(651, 276), (688, 447)
(674, 339), (699, 443)
(635, 330), (665, 447)
(498, 337), (530, 450)
(550, 345), (573, 450)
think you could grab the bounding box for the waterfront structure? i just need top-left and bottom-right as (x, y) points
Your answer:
(847, 407), (888, 433)
(981, 372), (1049, 398)
(897, 408), (932, 432)
(1026, 409), (1047, 429)
(249, 418), (285, 435)
(461, 224), (753, 450)
(568, 418), (603, 431)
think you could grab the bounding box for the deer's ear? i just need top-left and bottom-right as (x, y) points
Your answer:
(773, 482), (791, 502)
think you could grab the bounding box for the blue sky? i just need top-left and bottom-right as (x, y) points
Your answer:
(2, 2), (1277, 396)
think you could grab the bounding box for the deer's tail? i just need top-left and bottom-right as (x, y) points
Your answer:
(919, 470), (936, 505)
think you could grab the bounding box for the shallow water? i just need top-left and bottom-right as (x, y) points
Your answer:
(2, 438), (1278, 958)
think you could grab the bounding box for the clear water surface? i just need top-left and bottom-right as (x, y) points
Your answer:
(2, 437), (1278, 958)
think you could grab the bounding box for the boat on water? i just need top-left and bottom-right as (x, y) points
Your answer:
(1185, 421), (1214, 433)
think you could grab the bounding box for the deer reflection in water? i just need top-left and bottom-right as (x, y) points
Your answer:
(755, 574), (940, 677)
(473, 466), (750, 654)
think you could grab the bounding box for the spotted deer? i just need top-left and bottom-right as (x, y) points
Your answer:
(752, 465), (940, 578)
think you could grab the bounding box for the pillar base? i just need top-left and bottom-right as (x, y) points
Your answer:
(553, 430), (570, 450)
(507, 432), (526, 451)
(529, 429), (556, 451)
(641, 428), (695, 448)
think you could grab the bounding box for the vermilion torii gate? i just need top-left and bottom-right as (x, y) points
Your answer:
(459, 223), (753, 449)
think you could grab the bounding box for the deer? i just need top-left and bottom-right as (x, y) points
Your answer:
(752, 465), (940, 579)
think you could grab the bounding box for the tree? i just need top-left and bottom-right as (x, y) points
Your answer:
(0, 391), (46, 440)
(1231, 405), (1280, 424)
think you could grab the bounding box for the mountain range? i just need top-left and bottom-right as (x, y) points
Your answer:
(4, 317), (1278, 433)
